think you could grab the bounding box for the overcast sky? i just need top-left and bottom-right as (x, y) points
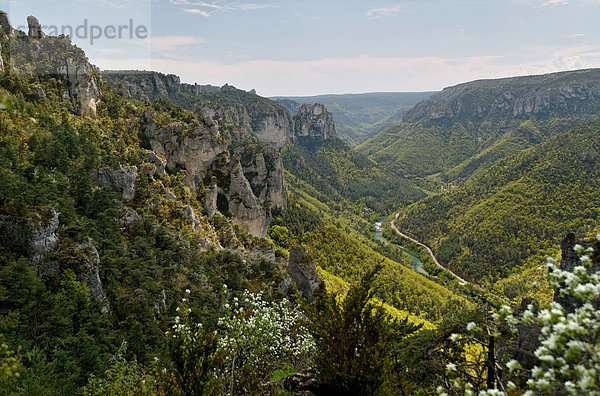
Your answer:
(2, 0), (600, 96)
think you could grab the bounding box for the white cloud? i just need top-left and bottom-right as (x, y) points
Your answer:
(536, 0), (569, 8)
(151, 35), (203, 52)
(237, 3), (277, 10)
(91, 43), (600, 96)
(182, 8), (211, 16)
(172, 0), (275, 16)
(569, 33), (585, 38)
(366, 3), (405, 19)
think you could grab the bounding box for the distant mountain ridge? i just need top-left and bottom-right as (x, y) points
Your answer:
(404, 68), (600, 122)
(273, 92), (435, 145)
(359, 68), (600, 180)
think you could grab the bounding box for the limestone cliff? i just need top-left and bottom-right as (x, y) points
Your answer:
(102, 71), (220, 103)
(142, 112), (288, 238)
(0, 14), (101, 117)
(404, 69), (600, 122)
(293, 103), (337, 141)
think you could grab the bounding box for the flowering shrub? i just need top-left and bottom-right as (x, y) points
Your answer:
(163, 289), (223, 396)
(216, 286), (315, 395)
(441, 233), (600, 395)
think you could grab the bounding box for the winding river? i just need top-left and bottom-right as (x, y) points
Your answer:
(373, 217), (429, 275)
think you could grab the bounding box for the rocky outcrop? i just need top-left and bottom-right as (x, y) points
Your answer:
(119, 207), (140, 229)
(57, 58), (101, 118)
(555, 233), (600, 313)
(183, 206), (202, 231)
(144, 118), (228, 188)
(242, 146), (288, 214)
(29, 207), (59, 266)
(249, 108), (293, 148)
(93, 166), (137, 201)
(101, 71), (220, 103)
(144, 114), (288, 237)
(76, 241), (110, 313)
(0, 13), (102, 117)
(0, 11), (13, 36)
(145, 152), (167, 175)
(203, 178), (218, 218)
(294, 103), (336, 141)
(287, 246), (324, 302)
(27, 15), (44, 39)
(228, 160), (271, 238)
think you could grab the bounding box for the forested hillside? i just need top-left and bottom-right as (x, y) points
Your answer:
(394, 120), (600, 297)
(281, 138), (425, 213)
(359, 69), (600, 181)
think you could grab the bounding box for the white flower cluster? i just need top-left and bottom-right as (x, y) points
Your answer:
(216, 290), (315, 382)
(524, 243), (600, 394)
(440, 234), (600, 395)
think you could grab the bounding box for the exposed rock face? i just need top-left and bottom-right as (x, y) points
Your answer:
(144, 115), (288, 238)
(404, 69), (600, 122)
(101, 71), (220, 102)
(228, 160), (270, 238)
(93, 166), (137, 201)
(250, 108), (293, 148)
(242, 146), (288, 214)
(76, 241), (110, 313)
(0, 11), (13, 36)
(203, 178), (218, 218)
(29, 207), (59, 265)
(555, 233), (600, 313)
(119, 207), (140, 229)
(153, 289), (167, 316)
(287, 246), (323, 302)
(145, 152), (167, 175)
(294, 103), (336, 141)
(183, 206), (202, 231)
(144, 119), (228, 188)
(27, 15), (44, 39)
(57, 58), (101, 117)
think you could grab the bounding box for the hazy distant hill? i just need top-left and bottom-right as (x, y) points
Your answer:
(272, 92), (434, 145)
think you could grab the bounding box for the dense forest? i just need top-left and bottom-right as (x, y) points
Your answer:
(3, 12), (600, 396)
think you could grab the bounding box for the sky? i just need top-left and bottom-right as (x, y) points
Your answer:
(1, 0), (600, 96)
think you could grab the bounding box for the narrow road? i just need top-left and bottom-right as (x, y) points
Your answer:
(391, 214), (468, 286)
(391, 214), (510, 304)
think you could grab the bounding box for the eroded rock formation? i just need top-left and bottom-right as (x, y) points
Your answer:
(287, 246), (324, 302)
(77, 241), (110, 313)
(93, 166), (137, 202)
(29, 207), (59, 266)
(294, 103), (336, 141)
(27, 15), (44, 39)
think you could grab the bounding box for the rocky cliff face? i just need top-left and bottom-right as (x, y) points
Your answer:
(142, 112), (288, 238)
(102, 71), (220, 103)
(0, 14), (101, 117)
(103, 71), (342, 147)
(287, 246), (324, 302)
(294, 103), (337, 141)
(404, 69), (600, 123)
(100, 73), (340, 238)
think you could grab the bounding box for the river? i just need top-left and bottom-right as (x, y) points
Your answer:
(373, 217), (428, 276)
